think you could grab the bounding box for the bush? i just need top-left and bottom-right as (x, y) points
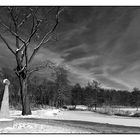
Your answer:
(114, 110), (132, 117)
(93, 106), (134, 117)
(62, 105), (67, 109)
(66, 105), (76, 110)
(131, 113), (140, 117)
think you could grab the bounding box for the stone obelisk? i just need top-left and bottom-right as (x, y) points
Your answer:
(0, 79), (10, 118)
(0, 79), (13, 129)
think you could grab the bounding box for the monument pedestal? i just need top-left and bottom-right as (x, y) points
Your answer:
(0, 119), (14, 129)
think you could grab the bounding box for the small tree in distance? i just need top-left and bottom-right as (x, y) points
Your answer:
(132, 87), (140, 111)
(91, 80), (101, 110)
(71, 83), (83, 108)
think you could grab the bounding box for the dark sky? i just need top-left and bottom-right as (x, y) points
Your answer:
(0, 7), (140, 90)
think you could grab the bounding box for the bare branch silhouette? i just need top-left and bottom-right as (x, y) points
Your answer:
(28, 7), (61, 64)
(0, 33), (16, 55)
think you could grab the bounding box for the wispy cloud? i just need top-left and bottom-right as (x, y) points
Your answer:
(1, 7), (140, 90)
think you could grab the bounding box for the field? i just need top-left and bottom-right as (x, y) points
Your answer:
(0, 107), (140, 133)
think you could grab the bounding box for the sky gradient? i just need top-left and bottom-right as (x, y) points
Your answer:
(0, 7), (140, 90)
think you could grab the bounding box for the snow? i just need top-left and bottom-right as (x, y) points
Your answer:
(0, 109), (67, 133)
(10, 108), (62, 119)
(0, 109), (94, 133)
(59, 111), (140, 128)
(119, 108), (138, 111)
(76, 105), (88, 110)
(9, 109), (140, 128)
(0, 122), (92, 133)
(1, 108), (140, 133)
(0, 119), (13, 121)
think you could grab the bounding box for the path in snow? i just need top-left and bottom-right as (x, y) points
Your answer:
(10, 109), (140, 128)
(60, 111), (140, 128)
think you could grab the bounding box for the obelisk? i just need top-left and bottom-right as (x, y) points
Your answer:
(0, 79), (10, 118)
(0, 79), (14, 128)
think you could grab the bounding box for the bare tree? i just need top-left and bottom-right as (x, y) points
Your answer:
(91, 80), (101, 111)
(0, 7), (63, 115)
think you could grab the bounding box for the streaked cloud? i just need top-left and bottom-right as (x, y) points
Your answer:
(1, 7), (140, 90)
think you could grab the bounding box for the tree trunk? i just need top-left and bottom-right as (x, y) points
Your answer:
(95, 103), (97, 111)
(19, 78), (31, 115)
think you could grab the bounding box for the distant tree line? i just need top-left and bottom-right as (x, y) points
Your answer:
(71, 83), (140, 110)
(0, 67), (140, 110)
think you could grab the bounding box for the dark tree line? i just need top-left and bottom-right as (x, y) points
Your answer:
(0, 67), (140, 110)
(71, 82), (140, 110)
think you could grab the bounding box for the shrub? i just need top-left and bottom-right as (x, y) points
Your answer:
(131, 113), (140, 117)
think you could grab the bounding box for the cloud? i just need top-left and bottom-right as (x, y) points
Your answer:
(38, 7), (140, 90)
(95, 75), (130, 90)
(1, 7), (140, 90)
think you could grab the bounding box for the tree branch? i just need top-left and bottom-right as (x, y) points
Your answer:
(7, 7), (17, 27)
(17, 18), (42, 52)
(7, 7), (22, 49)
(18, 13), (32, 28)
(24, 44), (28, 68)
(18, 7), (38, 29)
(28, 7), (61, 64)
(28, 60), (56, 75)
(0, 20), (26, 45)
(30, 10), (35, 35)
(0, 33), (16, 55)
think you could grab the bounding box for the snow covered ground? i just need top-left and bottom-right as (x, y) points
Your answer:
(1, 108), (140, 133)
(75, 105), (88, 110)
(118, 107), (139, 111)
(60, 111), (140, 127)
(0, 109), (95, 133)
(0, 121), (93, 133)
(10, 108), (62, 119)
(10, 109), (140, 128)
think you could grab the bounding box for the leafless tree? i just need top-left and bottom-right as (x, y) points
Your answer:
(0, 7), (63, 115)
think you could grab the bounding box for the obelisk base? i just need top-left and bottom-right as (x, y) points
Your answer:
(0, 119), (14, 129)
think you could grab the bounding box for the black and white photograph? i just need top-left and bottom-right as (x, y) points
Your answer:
(0, 3), (140, 134)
